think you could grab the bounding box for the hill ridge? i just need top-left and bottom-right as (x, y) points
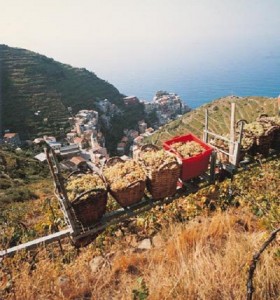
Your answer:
(0, 44), (124, 139)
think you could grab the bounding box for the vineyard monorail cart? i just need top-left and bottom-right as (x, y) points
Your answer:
(44, 146), (219, 246)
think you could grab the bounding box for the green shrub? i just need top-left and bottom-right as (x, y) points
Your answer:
(0, 187), (38, 204)
(0, 178), (12, 189)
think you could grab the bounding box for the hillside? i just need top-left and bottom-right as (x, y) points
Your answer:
(0, 145), (51, 209)
(0, 44), (126, 139)
(146, 95), (278, 145)
(0, 153), (279, 299)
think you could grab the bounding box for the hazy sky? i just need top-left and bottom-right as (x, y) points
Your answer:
(1, 0), (280, 98)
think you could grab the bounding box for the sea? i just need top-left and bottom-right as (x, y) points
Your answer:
(96, 40), (280, 109)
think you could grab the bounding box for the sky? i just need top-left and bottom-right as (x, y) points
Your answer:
(1, 0), (280, 100)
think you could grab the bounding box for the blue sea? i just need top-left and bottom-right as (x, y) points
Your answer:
(96, 41), (280, 109)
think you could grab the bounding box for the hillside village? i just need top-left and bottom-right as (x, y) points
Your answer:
(143, 90), (191, 125)
(0, 92), (190, 172)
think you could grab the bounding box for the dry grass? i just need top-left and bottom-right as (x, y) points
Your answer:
(2, 210), (279, 300)
(145, 213), (279, 300)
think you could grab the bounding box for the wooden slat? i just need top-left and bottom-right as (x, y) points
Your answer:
(0, 229), (71, 257)
(229, 103), (236, 164)
(203, 130), (233, 143)
(210, 145), (233, 157)
(45, 147), (79, 233)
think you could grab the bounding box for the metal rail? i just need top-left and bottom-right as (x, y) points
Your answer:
(0, 229), (71, 257)
(0, 148), (216, 257)
(70, 179), (209, 241)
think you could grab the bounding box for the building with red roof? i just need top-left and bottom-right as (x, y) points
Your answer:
(3, 133), (21, 146)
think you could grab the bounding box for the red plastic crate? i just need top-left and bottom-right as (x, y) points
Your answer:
(163, 133), (213, 181)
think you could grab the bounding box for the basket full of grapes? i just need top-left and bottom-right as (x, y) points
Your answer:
(256, 114), (280, 150)
(66, 173), (108, 227)
(103, 157), (146, 207)
(138, 144), (181, 200)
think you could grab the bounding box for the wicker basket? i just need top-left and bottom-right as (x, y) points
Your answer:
(254, 126), (277, 156)
(255, 143), (270, 156)
(255, 126), (276, 146)
(271, 128), (280, 150)
(71, 188), (107, 227)
(138, 144), (181, 200)
(67, 173), (108, 227)
(256, 113), (269, 122)
(103, 157), (146, 207)
(255, 115), (278, 145)
(256, 115), (280, 150)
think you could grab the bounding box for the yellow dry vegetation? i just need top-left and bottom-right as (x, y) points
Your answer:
(2, 211), (279, 300)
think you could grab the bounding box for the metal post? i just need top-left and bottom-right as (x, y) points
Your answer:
(233, 121), (244, 166)
(0, 229), (71, 257)
(209, 151), (217, 184)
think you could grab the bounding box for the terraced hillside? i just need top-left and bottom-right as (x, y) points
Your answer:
(147, 96), (278, 145)
(0, 44), (124, 138)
